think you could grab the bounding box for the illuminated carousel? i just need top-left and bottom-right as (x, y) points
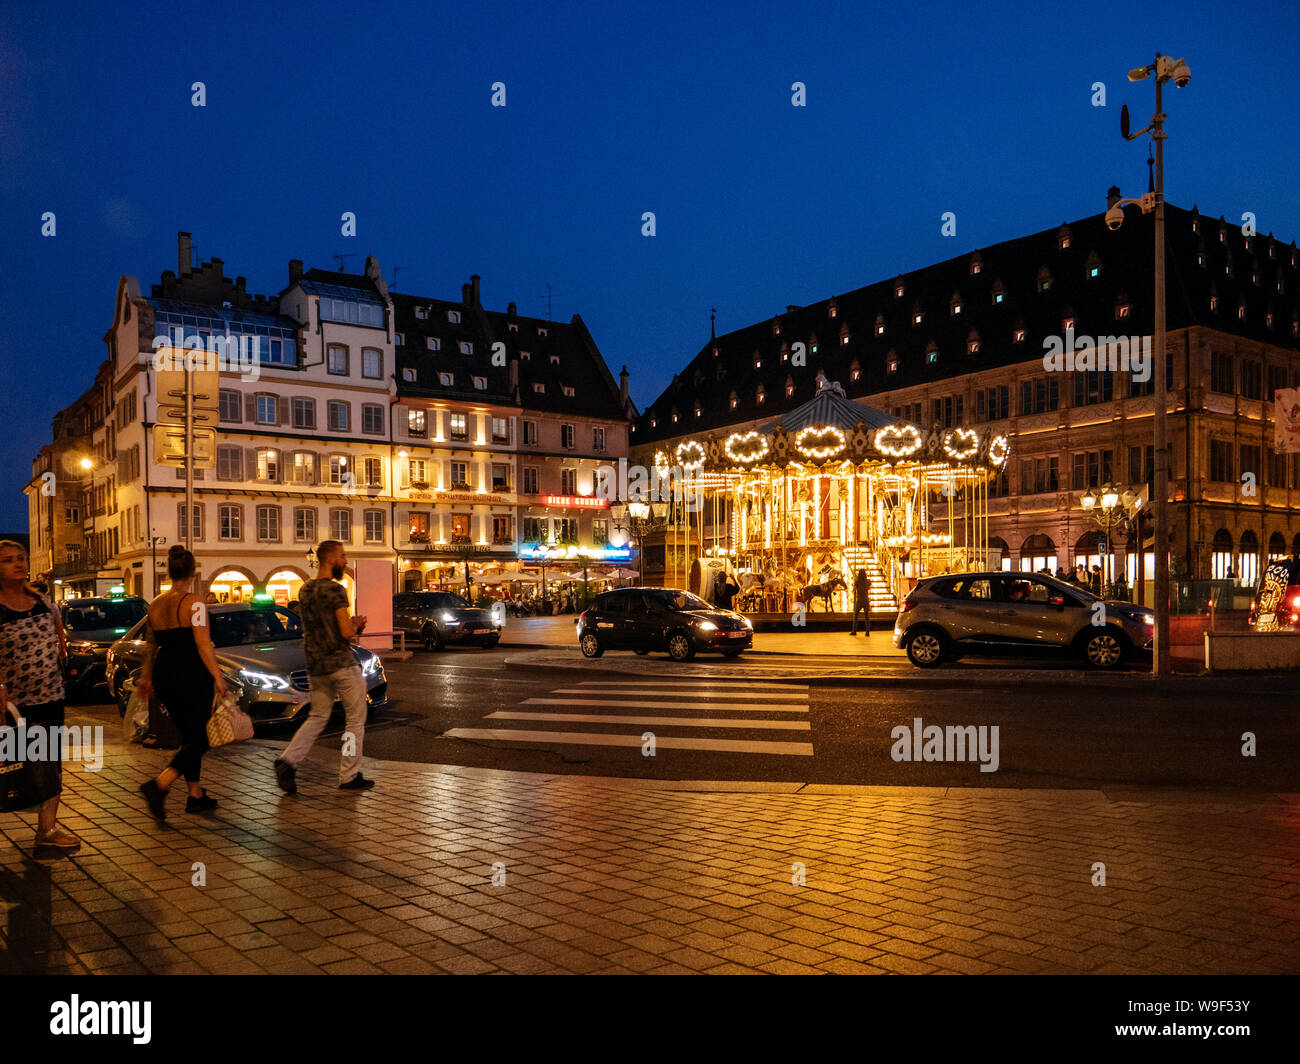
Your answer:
(651, 372), (1011, 615)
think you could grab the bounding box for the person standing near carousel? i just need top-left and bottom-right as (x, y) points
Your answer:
(0, 539), (81, 853)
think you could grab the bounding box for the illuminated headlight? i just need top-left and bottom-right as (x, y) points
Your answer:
(696, 620), (718, 632)
(441, 612), (460, 624)
(239, 668), (290, 691)
(361, 655), (381, 677)
(739, 615), (753, 629)
(1141, 613), (1155, 626)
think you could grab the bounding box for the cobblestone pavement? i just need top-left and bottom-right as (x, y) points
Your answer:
(2, 722), (1297, 975)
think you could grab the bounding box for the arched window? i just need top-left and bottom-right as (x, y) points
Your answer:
(1021, 533), (1058, 573)
(1211, 528), (1234, 579)
(1073, 531), (1104, 575)
(1239, 530), (1260, 585)
(988, 536), (1009, 570)
(1268, 531), (1287, 559)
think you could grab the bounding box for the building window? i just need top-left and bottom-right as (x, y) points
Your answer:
(491, 463), (510, 491)
(450, 461), (468, 489)
(560, 468), (577, 494)
(592, 519), (609, 545)
(448, 412), (468, 440)
(523, 420), (538, 445)
(450, 513), (471, 540)
(926, 348), (939, 364)
(292, 452), (315, 485)
(473, 376), (487, 390)
(561, 424), (575, 449)
(426, 337), (440, 351)
(321, 508), (347, 544)
(363, 457), (382, 488)
(439, 372), (453, 386)
(592, 427), (606, 453)
(219, 505), (242, 541)
(1072, 370), (1114, 407)
(328, 455), (347, 485)
(255, 395), (277, 424)
(408, 409), (426, 437)
(492, 515), (513, 544)
(362, 404), (384, 434)
(555, 518), (578, 543)
(414, 306), (427, 320)
(294, 507), (317, 543)
(1070, 449), (1113, 490)
(327, 344), (348, 375)
(522, 466), (539, 494)
(977, 385), (1011, 421)
(218, 389), (241, 422)
(402, 367), (417, 383)
(362, 349), (382, 379)
(523, 517), (545, 543)
(328, 400), (350, 432)
(459, 341), (473, 355)
(1241, 359), (1262, 400)
(1021, 378), (1060, 415)
(533, 382), (545, 394)
(256, 448), (279, 481)
(177, 503), (202, 542)
(64, 503), (78, 523)
(1013, 329), (1026, 343)
(447, 310), (461, 324)
(562, 385), (575, 397)
(256, 505), (280, 542)
(407, 458), (427, 487)
(1210, 352), (1235, 394)
(756, 386), (766, 404)
(292, 396), (315, 429)
(395, 332), (405, 346)
(729, 392), (738, 410)
(1209, 439), (1234, 482)
(217, 444), (242, 480)
(363, 510), (383, 543)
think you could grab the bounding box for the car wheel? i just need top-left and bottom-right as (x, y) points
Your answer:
(667, 630), (696, 661)
(422, 625), (442, 652)
(580, 633), (603, 658)
(1080, 628), (1126, 669)
(721, 649), (744, 658)
(905, 628), (947, 668)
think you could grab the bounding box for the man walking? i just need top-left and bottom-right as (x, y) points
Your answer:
(274, 540), (372, 793)
(850, 568), (872, 635)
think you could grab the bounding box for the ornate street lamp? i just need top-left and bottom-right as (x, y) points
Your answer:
(611, 500), (668, 585)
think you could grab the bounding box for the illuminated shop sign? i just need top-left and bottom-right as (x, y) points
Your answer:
(517, 544), (632, 562)
(543, 495), (608, 509)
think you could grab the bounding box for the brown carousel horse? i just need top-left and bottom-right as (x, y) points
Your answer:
(799, 573), (848, 612)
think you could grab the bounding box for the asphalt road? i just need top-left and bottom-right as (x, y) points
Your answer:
(72, 646), (1298, 790)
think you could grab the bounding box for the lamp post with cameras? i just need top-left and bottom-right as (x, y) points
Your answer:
(1106, 52), (1191, 675)
(610, 501), (668, 586)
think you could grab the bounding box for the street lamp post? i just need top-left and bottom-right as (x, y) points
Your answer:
(1109, 52), (1191, 675)
(611, 501), (668, 586)
(1081, 483), (1140, 596)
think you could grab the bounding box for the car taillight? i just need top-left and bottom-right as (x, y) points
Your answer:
(900, 599), (917, 613)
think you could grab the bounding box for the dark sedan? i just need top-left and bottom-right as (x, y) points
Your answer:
(392, 591), (502, 651)
(576, 587), (753, 661)
(105, 602), (387, 725)
(60, 596), (149, 695)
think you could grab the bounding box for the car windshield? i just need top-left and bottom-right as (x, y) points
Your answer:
(209, 607), (302, 647)
(647, 589), (711, 612)
(417, 593), (469, 609)
(62, 599), (147, 631)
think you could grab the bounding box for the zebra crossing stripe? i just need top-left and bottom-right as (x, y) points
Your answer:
(522, 698), (807, 712)
(443, 728), (813, 756)
(488, 710), (810, 730)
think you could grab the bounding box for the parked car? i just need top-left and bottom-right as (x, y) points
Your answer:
(105, 602), (387, 725)
(1247, 558), (1300, 632)
(893, 571), (1154, 669)
(392, 591), (501, 651)
(59, 596), (149, 695)
(576, 587), (753, 661)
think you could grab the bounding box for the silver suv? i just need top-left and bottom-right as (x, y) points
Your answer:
(893, 571), (1155, 669)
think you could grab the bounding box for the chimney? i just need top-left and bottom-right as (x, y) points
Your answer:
(507, 301), (517, 316)
(470, 274), (481, 307)
(178, 232), (193, 274)
(235, 276), (247, 297)
(288, 259), (303, 285)
(1107, 185), (1122, 209)
(462, 282), (472, 306)
(619, 365), (629, 406)
(210, 257), (223, 277)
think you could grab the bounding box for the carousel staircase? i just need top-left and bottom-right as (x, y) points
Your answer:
(840, 547), (898, 615)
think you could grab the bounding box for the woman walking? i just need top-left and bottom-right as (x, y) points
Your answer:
(0, 539), (79, 853)
(136, 546), (227, 820)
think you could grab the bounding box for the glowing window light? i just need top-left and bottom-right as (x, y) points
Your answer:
(724, 431), (771, 464)
(794, 425), (847, 460)
(874, 424), (923, 457)
(675, 440), (706, 471)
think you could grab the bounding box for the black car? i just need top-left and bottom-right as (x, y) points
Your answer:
(60, 596), (149, 694)
(105, 602), (387, 726)
(576, 587), (753, 661)
(392, 591), (502, 651)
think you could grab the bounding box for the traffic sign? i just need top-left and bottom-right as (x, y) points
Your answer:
(153, 424), (216, 468)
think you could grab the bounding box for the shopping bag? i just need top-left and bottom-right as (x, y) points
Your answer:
(1, 701), (61, 813)
(205, 689), (254, 747)
(121, 690), (149, 744)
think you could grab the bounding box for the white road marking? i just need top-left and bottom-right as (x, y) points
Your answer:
(488, 711), (809, 730)
(444, 728), (813, 756)
(522, 698), (806, 712)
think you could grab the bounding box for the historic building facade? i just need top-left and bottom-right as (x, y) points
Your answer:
(632, 195), (1300, 599)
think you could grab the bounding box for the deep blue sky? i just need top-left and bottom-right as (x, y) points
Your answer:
(2, 0), (1298, 528)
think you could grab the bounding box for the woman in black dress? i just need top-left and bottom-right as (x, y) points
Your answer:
(0, 540), (79, 853)
(136, 546), (228, 820)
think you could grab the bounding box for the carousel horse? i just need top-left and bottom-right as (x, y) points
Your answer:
(799, 573), (848, 612)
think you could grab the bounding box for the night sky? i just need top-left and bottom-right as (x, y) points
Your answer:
(2, 0), (1297, 528)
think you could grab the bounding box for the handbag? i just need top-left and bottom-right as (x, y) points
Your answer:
(1, 701), (62, 813)
(122, 690), (150, 744)
(206, 688), (254, 747)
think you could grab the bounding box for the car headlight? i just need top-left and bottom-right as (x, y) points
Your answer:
(1141, 613), (1155, 626)
(696, 620), (718, 632)
(239, 668), (290, 691)
(740, 615), (753, 629)
(361, 655), (380, 677)
(69, 641), (97, 655)
(441, 612), (460, 624)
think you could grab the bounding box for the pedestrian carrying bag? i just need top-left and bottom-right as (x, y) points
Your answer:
(206, 689), (254, 747)
(1, 701), (61, 813)
(122, 690), (149, 744)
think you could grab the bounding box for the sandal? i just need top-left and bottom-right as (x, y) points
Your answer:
(35, 824), (82, 849)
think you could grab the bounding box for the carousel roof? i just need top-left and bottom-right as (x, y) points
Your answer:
(757, 384), (897, 435)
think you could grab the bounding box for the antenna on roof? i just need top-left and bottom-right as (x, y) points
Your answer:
(542, 283), (556, 320)
(389, 265), (409, 290)
(333, 253), (358, 272)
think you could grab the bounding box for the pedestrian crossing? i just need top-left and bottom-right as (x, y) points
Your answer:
(444, 680), (814, 757)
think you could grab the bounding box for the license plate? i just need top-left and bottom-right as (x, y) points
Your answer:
(473, 628), (493, 635)
(728, 630), (748, 638)
(1258, 613), (1274, 625)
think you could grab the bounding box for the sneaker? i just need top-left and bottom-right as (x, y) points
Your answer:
(185, 789), (218, 813)
(34, 824), (81, 849)
(338, 773), (374, 790)
(139, 778), (167, 821)
(274, 758), (297, 794)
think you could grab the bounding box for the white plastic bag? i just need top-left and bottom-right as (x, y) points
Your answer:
(122, 690), (149, 744)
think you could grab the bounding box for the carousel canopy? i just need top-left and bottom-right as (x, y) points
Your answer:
(755, 383), (896, 435)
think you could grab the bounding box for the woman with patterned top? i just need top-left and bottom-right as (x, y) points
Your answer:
(0, 540), (80, 853)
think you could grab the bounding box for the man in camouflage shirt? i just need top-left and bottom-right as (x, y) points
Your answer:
(274, 541), (372, 793)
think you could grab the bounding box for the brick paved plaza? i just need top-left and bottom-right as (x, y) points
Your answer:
(2, 714), (1297, 975)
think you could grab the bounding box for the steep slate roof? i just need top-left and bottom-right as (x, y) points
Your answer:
(390, 289), (628, 421)
(634, 202), (1300, 444)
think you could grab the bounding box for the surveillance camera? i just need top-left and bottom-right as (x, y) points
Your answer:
(1171, 62), (1190, 88)
(1105, 205), (1125, 231)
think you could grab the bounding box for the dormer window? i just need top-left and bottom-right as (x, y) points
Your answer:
(1210, 295), (1218, 312)
(395, 332), (405, 345)
(1218, 226), (1227, 243)
(756, 385), (766, 405)
(426, 337), (440, 351)
(1197, 251), (1206, 267)
(520, 350), (531, 360)
(671, 409), (678, 423)
(448, 310), (461, 323)
(840, 324), (850, 345)
(508, 322), (518, 332)
(894, 281), (905, 298)
(1251, 271), (1259, 285)
(886, 352), (899, 374)
(694, 402), (702, 418)
(1062, 316), (1075, 331)
(875, 314), (886, 336)
(459, 341), (473, 355)
(1037, 266), (1053, 292)
(912, 303), (923, 325)
(967, 330), (980, 355)
(415, 306), (427, 320)
(970, 253), (983, 275)
(729, 391), (739, 410)
(991, 281), (1006, 305)
(1268, 242), (1276, 259)
(533, 382), (546, 394)
(849, 359), (861, 381)
(1013, 328), (1026, 343)
(1238, 303), (1247, 321)
(950, 294), (962, 316)
(926, 345), (939, 365)
(538, 326), (547, 336)
(439, 372), (453, 386)
(784, 376), (795, 398)
(649, 416), (656, 428)
(780, 343), (789, 363)
(562, 385), (575, 397)
(753, 353), (762, 369)
(1116, 302), (1132, 319)
(472, 376), (487, 390)
(772, 317), (781, 336)
(402, 367), (417, 382)
(828, 298), (838, 319)
(1058, 224), (1071, 249)
(713, 346), (720, 358)
(549, 354), (560, 365)
(1266, 312), (1274, 329)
